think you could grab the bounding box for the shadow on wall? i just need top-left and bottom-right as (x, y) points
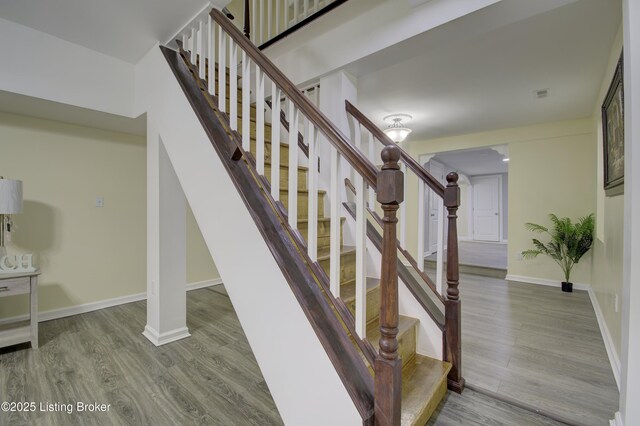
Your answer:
(11, 200), (58, 269)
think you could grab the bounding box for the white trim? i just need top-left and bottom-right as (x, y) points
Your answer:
(143, 325), (191, 346)
(505, 274), (590, 291)
(589, 288), (622, 390)
(610, 412), (624, 426)
(0, 278), (223, 326)
(186, 278), (222, 291)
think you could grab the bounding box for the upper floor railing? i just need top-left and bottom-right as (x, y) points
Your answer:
(243, 0), (350, 48)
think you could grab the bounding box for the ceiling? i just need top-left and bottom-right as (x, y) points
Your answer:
(352, 0), (621, 141)
(0, 0), (216, 63)
(432, 147), (509, 176)
(0, 90), (146, 136)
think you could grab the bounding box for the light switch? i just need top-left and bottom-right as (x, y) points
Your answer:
(95, 196), (104, 208)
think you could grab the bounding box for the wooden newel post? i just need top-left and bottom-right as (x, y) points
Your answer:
(375, 146), (404, 426)
(444, 172), (465, 393)
(243, 0), (251, 39)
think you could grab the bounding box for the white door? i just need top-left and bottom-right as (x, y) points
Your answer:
(426, 161), (445, 254)
(472, 175), (501, 242)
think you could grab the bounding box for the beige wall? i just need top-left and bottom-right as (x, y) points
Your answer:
(407, 118), (596, 284)
(0, 112), (218, 320)
(591, 26), (624, 356)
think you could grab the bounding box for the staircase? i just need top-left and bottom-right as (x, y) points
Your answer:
(160, 7), (464, 425)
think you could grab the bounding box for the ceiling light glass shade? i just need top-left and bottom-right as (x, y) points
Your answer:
(384, 127), (412, 143)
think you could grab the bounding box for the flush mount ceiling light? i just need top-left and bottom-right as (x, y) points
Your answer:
(383, 114), (413, 143)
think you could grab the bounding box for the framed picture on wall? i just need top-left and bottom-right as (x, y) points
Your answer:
(602, 53), (624, 196)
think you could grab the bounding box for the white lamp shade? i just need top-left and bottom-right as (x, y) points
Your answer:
(0, 179), (23, 214)
(384, 127), (412, 143)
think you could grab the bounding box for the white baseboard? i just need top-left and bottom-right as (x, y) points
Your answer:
(186, 278), (223, 291)
(505, 274), (590, 291)
(588, 288), (621, 390)
(610, 412), (623, 426)
(0, 278), (223, 326)
(142, 325), (191, 346)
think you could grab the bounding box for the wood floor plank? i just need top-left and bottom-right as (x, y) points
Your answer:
(458, 272), (619, 425)
(0, 286), (283, 426)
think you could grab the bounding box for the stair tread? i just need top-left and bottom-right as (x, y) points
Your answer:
(280, 188), (326, 195)
(366, 315), (418, 345)
(317, 245), (355, 261)
(297, 217), (344, 225)
(401, 355), (452, 426)
(340, 277), (380, 301)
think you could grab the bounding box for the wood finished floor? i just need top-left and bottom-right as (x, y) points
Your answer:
(460, 274), (619, 426)
(0, 287), (283, 426)
(426, 241), (508, 270)
(1, 282), (617, 426)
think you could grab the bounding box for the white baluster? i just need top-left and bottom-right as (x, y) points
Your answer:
(252, 0), (257, 44)
(271, 84), (281, 201)
(259, 0), (265, 45)
(436, 197), (445, 294)
(367, 133), (375, 208)
(268, 0), (273, 40)
(198, 20), (205, 79)
(307, 122), (318, 261)
(229, 38), (238, 131)
(399, 162), (407, 247)
(417, 179), (425, 272)
(330, 145), (342, 297)
(293, 0), (299, 24)
(218, 27), (226, 113)
(256, 68), (266, 175)
(314, 0), (319, 12)
(207, 16), (215, 95)
(190, 27), (197, 64)
(288, 101), (299, 228)
(284, 0), (289, 28)
(303, 0), (309, 18)
(276, 0), (281, 36)
(355, 169), (367, 339)
(242, 52), (251, 151)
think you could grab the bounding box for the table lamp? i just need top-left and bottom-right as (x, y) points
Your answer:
(0, 177), (23, 260)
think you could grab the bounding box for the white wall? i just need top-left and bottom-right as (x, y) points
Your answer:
(136, 46), (362, 425)
(409, 119), (596, 285)
(619, 0), (640, 424)
(0, 17), (135, 118)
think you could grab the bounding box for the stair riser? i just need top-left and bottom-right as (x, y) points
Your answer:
(319, 251), (355, 284)
(398, 325), (417, 369)
(250, 140), (290, 165)
(345, 286), (381, 324)
(417, 377), (448, 426)
(244, 122), (275, 141)
(298, 220), (343, 250)
(281, 192), (324, 219)
(262, 164), (308, 191)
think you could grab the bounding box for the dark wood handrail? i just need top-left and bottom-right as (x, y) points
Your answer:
(162, 44), (376, 421)
(211, 9), (379, 189)
(265, 99), (310, 158)
(345, 100), (445, 197)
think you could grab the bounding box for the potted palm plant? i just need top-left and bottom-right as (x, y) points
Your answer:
(522, 213), (594, 292)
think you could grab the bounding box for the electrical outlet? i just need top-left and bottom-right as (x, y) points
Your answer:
(95, 196), (104, 208)
(615, 293), (619, 313)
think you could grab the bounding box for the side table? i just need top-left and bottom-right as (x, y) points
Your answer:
(0, 270), (40, 349)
